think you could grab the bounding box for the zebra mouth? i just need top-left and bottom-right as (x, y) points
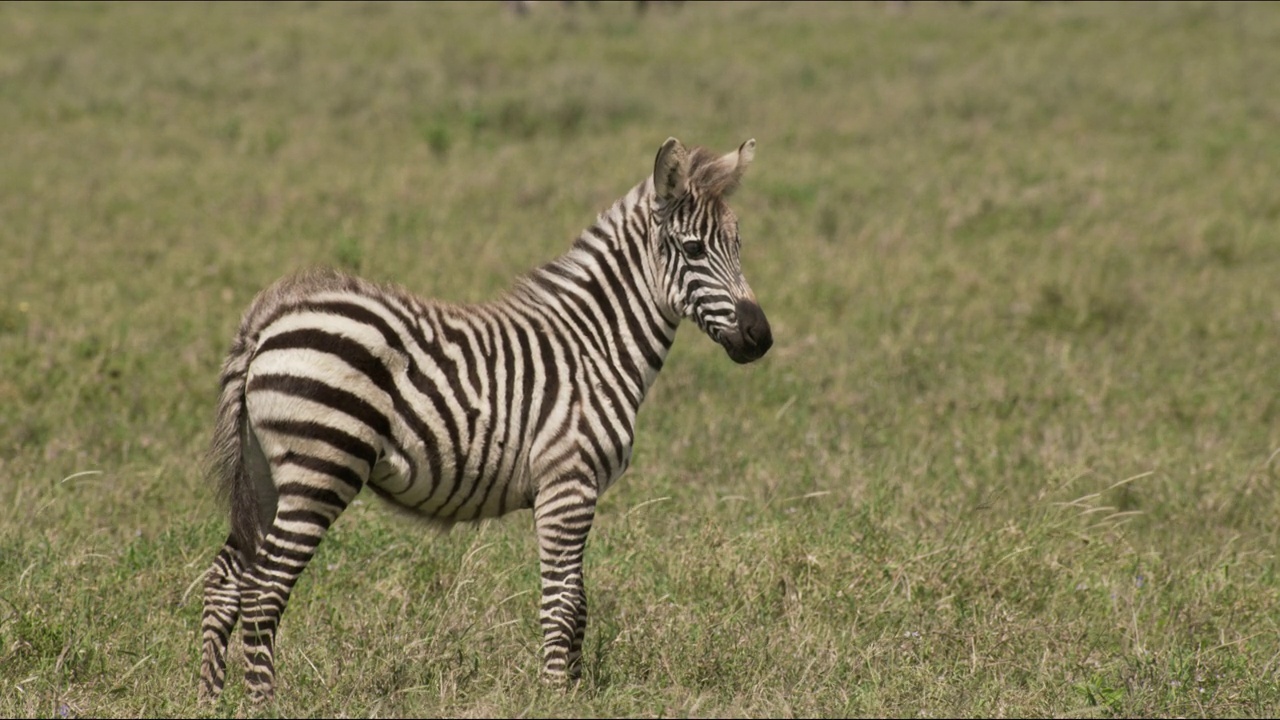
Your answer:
(724, 341), (768, 364)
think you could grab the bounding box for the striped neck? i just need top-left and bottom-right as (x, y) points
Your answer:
(514, 179), (681, 404)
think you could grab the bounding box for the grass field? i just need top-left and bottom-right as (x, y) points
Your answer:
(2, 1), (1279, 716)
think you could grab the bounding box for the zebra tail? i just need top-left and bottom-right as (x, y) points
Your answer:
(207, 336), (261, 559)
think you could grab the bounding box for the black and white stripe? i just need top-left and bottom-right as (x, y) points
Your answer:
(198, 137), (772, 702)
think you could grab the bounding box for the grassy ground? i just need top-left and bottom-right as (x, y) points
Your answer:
(2, 1), (1279, 716)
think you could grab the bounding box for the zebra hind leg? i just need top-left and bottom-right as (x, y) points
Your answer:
(237, 467), (361, 702)
(199, 537), (249, 702)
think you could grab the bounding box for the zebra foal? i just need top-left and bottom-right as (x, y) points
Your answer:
(198, 136), (772, 702)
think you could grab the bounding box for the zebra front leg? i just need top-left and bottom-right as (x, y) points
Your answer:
(199, 538), (249, 702)
(533, 474), (597, 685)
(567, 586), (587, 680)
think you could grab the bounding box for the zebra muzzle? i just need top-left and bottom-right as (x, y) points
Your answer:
(723, 300), (772, 364)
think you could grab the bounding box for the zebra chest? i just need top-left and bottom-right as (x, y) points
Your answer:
(571, 379), (641, 493)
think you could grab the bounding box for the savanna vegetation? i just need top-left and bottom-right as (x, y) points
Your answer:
(2, 1), (1278, 716)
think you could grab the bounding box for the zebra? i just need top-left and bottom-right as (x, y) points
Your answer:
(197, 136), (773, 702)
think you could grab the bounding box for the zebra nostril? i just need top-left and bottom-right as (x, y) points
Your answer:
(753, 322), (773, 350)
(750, 321), (773, 354)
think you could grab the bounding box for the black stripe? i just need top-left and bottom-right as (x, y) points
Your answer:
(256, 419), (377, 468)
(459, 324), (502, 519)
(513, 318), (539, 443)
(257, 328), (387, 385)
(297, 299), (409, 354)
(532, 317), (563, 434)
(276, 481), (348, 510)
(275, 508), (334, 531)
(405, 363), (460, 500)
(496, 317), (522, 517)
(580, 391), (622, 476)
(274, 451), (365, 493)
(266, 526), (325, 548)
(438, 314), (484, 403)
(248, 374), (392, 438)
(260, 538), (318, 565)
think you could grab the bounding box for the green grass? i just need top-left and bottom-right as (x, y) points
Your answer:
(2, 0), (1279, 716)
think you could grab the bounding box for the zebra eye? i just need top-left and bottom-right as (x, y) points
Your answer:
(682, 240), (706, 259)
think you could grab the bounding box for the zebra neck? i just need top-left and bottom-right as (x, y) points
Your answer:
(517, 182), (680, 403)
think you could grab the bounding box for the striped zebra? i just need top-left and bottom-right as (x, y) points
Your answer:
(198, 136), (772, 702)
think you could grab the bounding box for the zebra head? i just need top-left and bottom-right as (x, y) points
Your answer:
(651, 137), (773, 365)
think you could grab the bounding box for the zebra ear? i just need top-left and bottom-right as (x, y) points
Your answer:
(716, 138), (756, 197)
(733, 138), (756, 178)
(653, 137), (689, 203)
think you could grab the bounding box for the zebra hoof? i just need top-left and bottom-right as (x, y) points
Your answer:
(245, 679), (276, 704)
(539, 669), (576, 689)
(247, 687), (275, 704)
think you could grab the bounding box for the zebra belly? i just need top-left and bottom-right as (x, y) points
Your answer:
(366, 431), (535, 522)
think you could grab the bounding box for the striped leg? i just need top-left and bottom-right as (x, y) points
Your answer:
(238, 467), (360, 702)
(567, 587), (587, 680)
(534, 473), (596, 684)
(199, 538), (248, 702)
